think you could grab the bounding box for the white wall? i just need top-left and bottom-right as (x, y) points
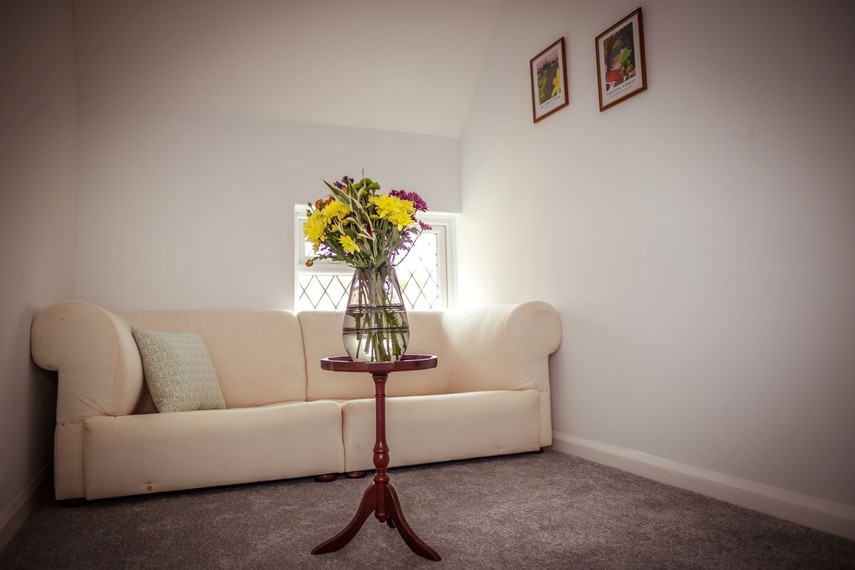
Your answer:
(72, 0), (501, 138)
(460, 0), (855, 509)
(75, 102), (460, 310)
(0, 0), (78, 548)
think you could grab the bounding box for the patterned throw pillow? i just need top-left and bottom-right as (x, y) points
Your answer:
(131, 327), (226, 413)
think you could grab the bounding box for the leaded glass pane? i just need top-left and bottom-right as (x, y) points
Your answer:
(297, 231), (440, 310)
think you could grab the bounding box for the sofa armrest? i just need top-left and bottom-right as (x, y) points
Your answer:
(31, 300), (144, 422)
(441, 301), (562, 394)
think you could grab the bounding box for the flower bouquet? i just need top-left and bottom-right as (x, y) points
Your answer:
(303, 175), (430, 362)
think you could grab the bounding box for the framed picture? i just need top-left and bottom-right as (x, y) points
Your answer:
(530, 37), (569, 123)
(595, 8), (647, 111)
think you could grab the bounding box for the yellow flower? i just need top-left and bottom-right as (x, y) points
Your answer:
(369, 195), (415, 230)
(340, 235), (359, 254)
(303, 209), (328, 248)
(324, 199), (350, 220)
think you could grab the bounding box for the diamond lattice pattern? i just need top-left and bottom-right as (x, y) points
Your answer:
(297, 232), (440, 310)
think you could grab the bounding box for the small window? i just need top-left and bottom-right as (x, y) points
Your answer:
(294, 206), (456, 311)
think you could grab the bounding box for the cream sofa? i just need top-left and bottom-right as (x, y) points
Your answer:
(30, 300), (562, 501)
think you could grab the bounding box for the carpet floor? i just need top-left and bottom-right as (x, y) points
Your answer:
(1, 450), (854, 569)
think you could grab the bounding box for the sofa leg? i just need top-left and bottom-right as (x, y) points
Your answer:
(528, 448), (544, 455)
(344, 470), (367, 479)
(313, 474), (337, 482)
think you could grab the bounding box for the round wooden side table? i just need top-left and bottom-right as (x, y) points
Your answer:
(311, 354), (441, 561)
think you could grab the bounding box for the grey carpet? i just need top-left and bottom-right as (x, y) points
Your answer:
(1, 450), (853, 569)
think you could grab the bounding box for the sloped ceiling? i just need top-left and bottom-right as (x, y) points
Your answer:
(73, 0), (504, 138)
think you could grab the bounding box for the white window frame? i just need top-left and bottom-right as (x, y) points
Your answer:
(294, 205), (457, 310)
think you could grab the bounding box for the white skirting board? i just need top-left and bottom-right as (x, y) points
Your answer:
(0, 466), (49, 552)
(551, 431), (855, 542)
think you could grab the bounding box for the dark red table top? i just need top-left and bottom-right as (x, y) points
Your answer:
(320, 354), (438, 374)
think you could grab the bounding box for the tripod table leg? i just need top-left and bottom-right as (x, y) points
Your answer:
(311, 484), (377, 555)
(385, 483), (441, 561)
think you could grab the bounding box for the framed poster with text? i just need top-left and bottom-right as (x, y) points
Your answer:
(596, 8), (647, 111)
(530, 37), (569, 122)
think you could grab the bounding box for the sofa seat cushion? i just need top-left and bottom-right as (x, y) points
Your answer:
(82, 401), (344, 500)
(341, 389), (541, 472)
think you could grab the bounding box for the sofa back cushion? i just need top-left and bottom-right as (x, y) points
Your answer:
(299, 310), (451, 400)
(118, 309), (307, 409)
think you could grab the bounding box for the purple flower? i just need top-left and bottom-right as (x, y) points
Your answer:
(333, 176), (355, 190)
(418, 220), (433, 231)
(390, 189), (429, 212)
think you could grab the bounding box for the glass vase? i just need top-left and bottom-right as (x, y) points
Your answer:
(342, 264), (410, 362)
